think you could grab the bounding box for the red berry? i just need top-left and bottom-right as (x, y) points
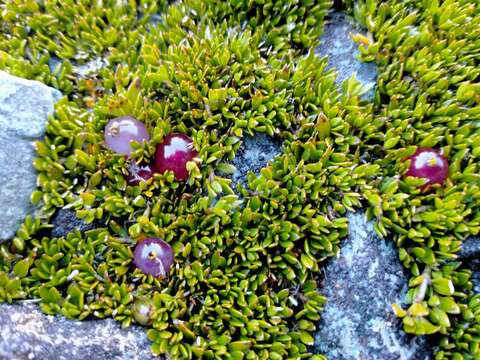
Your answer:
(127, 162), (155, 185)
(104, 116), (150, 156)
(133, 238), (174, 277)
(405, 148), (448, 188)
(155, 133), (198, 181)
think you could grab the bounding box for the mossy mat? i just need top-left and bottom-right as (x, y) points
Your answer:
(0, 0), (479, 359)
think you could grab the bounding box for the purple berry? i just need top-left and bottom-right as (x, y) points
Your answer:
(405, 148), (448, 188)
(127, 162), (155, 185)
(155, 133), (198, 181)
(104, 116), (150, 156)
(133, 238), (174, 277)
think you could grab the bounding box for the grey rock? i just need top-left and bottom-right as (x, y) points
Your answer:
(0, 71), (61, 241)
(317, 11), (377, 99)
(0, 303), (155, 360)
(469, 259), (480, 294)
(48, 55), (107, 78)
(0, 72), (61, 138)
(229, 133), (282, 190)
(51, 208), (101, 238)
(457, 237), (480, 260)
(456, 237), (480, 293)
(72, 57), (108, 78)
(47, 56), (64, 73)
(314, 212), (431, 360)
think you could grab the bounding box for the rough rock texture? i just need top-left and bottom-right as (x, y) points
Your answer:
(0, 303), (156, 360)
(315, 212), (431, 360)
(51, 208), (101, 238)
(457, 237), (480, 261)
(470, 259), (480, 294)
(0, 71), (61, 241)
(317, 11), (378, 99)
(229, 133), (282, 189)
(457, 237), (480, 293)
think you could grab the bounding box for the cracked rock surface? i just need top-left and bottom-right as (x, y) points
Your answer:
(314, 212), (432, 360)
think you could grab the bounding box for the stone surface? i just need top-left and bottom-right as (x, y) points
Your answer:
(48, 56), (107, 78)
(229, 133), (282, 189)
(457, 237), (480, 293)
(317, 11), (377, 99)
(314, 212), (431, 360)
(457, 237), (480, 261)
(51, 208), (101, 238)
(470, 259), (480, 294)
(0, 71), (61, 241)
(0, 302), (156, 360)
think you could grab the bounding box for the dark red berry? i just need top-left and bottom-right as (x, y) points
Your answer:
(127, 162), (155, 185)
(405, 147), (448, 188)
(133, 238), (174, 277)
(155, 133), (198, 181)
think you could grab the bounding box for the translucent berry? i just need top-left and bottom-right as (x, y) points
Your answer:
(155, 133), (198, 181)
(133, 238), (174, 277)
(405, 147), (448, 188)
(132, 296), (155, 326)
(104, 116), (149, 156)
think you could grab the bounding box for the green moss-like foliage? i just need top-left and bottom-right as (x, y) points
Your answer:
(0, 0), (479, 359)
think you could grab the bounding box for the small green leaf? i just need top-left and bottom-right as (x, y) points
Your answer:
(431, 278), (454, 296)
(13, 258), (31, 278)
(299, 330), (314, 345)
(38, 286), (62, 304)
(391, 303), (407, 318)
(408, 303), (429, 317)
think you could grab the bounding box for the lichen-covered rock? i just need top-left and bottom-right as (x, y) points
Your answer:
(315, 212), (431, 360)
(0, 303), (155, 360)
(317, 11), (377, 98)
(0, 71), (61, 241)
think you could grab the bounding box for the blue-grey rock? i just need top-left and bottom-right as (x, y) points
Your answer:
(48, 55), (107, 78)
(317, 11), (377, 99)
(457, 237), (480, 261)
(315, 212), (432, 360)
(51, 208), (101, 238)
(0, 303), (156, 360)
(456, 237), (480, 293)
(0, 71), (61, 241)
(470, 259), (480, 294)
(229, 133), (282, 190)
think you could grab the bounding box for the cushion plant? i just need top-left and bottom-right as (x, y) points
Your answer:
(0, 0), (479, 359)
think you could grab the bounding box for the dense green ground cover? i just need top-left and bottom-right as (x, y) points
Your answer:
(0, 0), (479, 358)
